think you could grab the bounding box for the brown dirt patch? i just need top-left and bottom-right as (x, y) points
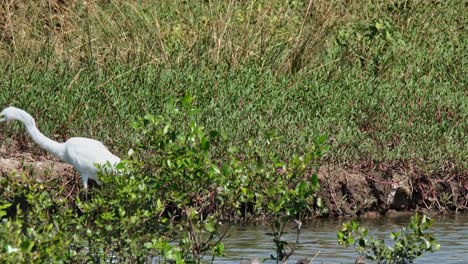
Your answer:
(317, 162), (467, 217)
(0, 142), (75, 180)
(0, 142), (82, 201)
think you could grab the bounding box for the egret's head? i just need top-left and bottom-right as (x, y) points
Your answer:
(0, 107), (24, 122)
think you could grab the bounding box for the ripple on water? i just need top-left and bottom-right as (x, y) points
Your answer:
(217, 214), (468, 264)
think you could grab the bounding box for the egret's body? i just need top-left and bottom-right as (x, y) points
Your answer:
(0, 107), (120, 190)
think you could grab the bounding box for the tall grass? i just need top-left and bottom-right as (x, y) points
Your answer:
(0, 0), (466, 175)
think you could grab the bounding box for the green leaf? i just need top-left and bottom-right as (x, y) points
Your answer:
(214, 242), (224, 256)
(209, 130), (220, 138)
(315, 134), (327, 145)
(182, 93), (194, 109)
(131, 121), (142, 129)
(0, 202), (12, 218)
(375, 21), (384, 30)
(296, 180), (307, 193)
(221, 164), (232, 176)
(337, 232), (344, 240)
(205, 223), (215, 233)
(200, 137), (210, 150)
(311, 173), (319, 187)
(115, 161), (125, 170)
(20, 240), (34, 252)
(211, 164), (221, 175)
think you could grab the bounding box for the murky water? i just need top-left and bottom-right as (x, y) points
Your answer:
(216, 214), (468, 264)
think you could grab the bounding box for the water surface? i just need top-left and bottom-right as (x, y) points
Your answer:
(217, 214), (468, 263)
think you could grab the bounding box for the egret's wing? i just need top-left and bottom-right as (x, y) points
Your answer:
(64, 137), (120, 177)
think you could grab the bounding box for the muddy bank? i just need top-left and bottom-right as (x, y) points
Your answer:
(0, 142), (82, 200)
(318, 163), (467, 217)
(1, 150), (466, 217)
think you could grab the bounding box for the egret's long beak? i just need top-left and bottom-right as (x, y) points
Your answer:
(0, 113), (5, 122)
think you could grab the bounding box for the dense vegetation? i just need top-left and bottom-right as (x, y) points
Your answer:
(0, 0), (465, 174)
(0, 0), (463, 262)
(0, 98), (439, 263)
(0, 98), (326, 262)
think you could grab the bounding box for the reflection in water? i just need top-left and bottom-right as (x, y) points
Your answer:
(218, 214), (468, 264)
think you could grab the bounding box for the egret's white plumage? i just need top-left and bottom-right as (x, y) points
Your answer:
(0, 106), (120, 190)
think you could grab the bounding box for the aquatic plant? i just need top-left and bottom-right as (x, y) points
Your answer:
(337, 214), (440, 263)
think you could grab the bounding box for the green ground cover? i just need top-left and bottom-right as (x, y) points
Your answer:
(1, 1), (465, 174)
(1, 1), (466, 172)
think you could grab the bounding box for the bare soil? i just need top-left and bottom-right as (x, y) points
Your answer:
(1, 143), (466, 217)
(0, 141), (82, 200)
(318, 162), (467, 217)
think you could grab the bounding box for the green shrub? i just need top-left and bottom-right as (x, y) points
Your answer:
(0, 95), (326, 263)
(337, 214), (440, 263)
(0, 174), (76, 263)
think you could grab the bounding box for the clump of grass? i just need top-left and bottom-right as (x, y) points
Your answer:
(1, 0), (342, 70)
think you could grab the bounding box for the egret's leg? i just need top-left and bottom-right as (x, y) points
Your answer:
(81, 174), (89, 201)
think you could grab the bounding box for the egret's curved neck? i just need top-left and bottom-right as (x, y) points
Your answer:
(19, 113), (66, 161)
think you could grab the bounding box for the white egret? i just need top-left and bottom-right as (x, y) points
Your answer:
(0, 106), (120, 195)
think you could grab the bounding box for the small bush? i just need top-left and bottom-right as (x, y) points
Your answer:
(337, 214), (440, 263)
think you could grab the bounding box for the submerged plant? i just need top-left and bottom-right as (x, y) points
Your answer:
(268, 220), (296, 264)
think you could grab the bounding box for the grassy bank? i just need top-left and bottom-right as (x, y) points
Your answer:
(1, 0), (466, 174)
(0, 1), (464, 262)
